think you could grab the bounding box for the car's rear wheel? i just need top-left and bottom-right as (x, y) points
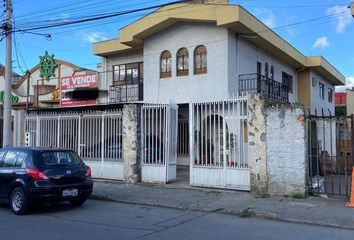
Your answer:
(10, 187), (28, 215)
(69, 197), (87, 206)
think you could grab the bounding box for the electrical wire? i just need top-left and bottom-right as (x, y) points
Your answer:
(12, 0), (192, 32)
(14, 0), (163, 28)
(12, 17), (28, 74)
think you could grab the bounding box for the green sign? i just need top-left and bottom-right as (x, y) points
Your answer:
(0, 91), (19, 103)
(39, 51), (57, 81)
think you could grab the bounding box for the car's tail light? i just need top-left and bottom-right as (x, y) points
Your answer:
(85, 166), (91, 177)
(26, 168), (49, 180)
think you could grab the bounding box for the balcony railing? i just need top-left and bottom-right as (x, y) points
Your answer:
(239, 73), (289, 102)
(109, 82), (143, 103)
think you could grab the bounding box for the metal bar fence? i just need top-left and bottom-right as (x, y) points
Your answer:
(307, 114), (353, 196)
(24, 110), (123, 164)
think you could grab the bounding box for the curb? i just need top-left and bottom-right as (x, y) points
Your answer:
(89, 194), (354, 231)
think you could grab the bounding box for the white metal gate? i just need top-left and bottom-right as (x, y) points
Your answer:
(141, 103), (178, 183)
(24, 110), (123, 180)
(189, 97), (250, 190)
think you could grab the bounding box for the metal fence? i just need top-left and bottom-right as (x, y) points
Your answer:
(24, 109), (123, 180)
(239, 73), (289, 102)
(307, 114), (354, 196)
(189, 97), (250, 190)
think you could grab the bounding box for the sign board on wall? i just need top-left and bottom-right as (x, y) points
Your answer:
(60, 73), (98, 107)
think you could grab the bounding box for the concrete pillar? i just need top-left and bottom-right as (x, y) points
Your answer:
(247, 93), (268, 195)
(122, 104), (141, 183)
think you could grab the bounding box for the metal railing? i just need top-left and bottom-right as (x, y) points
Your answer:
(239, 73), (289, 102)
(109, 83), (143, 103)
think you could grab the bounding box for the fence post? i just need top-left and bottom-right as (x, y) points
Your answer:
(123, 104), (141, 183)
(36, 115), (40, 147)
(100, 114), (105, 177)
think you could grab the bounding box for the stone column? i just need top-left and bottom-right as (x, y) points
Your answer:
(123, 104), (141, 183)
(247, 93), (268, 195)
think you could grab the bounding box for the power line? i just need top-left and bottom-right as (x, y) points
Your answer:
(11, 0), (192, 32)
(14, 0), (98, 20)
(14, 0), (161, 28)
(243, 3), (349, 8)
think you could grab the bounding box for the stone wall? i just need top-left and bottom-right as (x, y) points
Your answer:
(122, 104), (141, 183)
(248, 93), (307, 196)
(266, 104), (307, 196)
(248, 93), (268, 195)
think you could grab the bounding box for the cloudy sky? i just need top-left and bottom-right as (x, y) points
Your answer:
(0, 0), (353, 91)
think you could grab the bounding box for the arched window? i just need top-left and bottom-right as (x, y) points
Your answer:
(194, 45), (207, 75)
(177, 48), (189, 76)
(160, 50), (172, 78)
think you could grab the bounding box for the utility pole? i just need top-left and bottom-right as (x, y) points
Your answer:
(350, 2), (354, 17)
(3, 0), (13, 147)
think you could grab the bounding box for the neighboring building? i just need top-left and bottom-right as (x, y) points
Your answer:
(335, 92), (347, 107)
(346, 88), (354, 115)
(0, 54), (97, 147)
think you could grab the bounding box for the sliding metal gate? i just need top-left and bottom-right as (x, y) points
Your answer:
(189, 97), (250, 190)
(24, 110), (123, 180)
(141, 103), (178, 183)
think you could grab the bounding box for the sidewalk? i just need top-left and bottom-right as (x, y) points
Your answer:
(90, 180), (354, 230)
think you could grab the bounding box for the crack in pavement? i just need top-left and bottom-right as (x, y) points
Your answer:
(133, 212), (210, 240)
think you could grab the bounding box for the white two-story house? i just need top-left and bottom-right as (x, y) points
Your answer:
(92, 0), (345, 189)
(93, 0), (345, 111)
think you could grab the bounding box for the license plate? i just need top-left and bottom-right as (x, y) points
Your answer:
(62, 189), (78, 197)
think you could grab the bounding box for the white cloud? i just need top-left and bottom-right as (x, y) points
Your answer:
(326, 5), (352, 33)
(335, 77), (354, 92)
(76, 31), (108, 44)
(347, 77), (354, 85)
(253, 8), (277, 28)
(313, 36), (330, 49)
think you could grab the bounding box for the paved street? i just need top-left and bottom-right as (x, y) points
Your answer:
(0, 200), (353, 240)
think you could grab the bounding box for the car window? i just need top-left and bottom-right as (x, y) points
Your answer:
(3, 151), (20, 168)
(15, 152), (28, 168)
(39, 151), (82, 167)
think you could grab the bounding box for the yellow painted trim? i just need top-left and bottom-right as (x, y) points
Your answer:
(297, 69), (311, 109)
(306, 56), (345, 85)
(93, 2), (345, 85)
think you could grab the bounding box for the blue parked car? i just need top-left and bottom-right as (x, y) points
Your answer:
(0, 147), (93, 215)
